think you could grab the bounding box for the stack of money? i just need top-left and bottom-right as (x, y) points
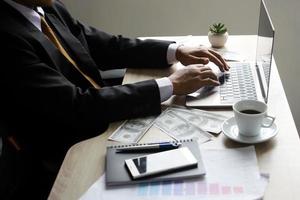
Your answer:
(108, 106), (228, 144)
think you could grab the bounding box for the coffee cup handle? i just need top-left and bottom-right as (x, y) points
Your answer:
(262, 115), (275, 127)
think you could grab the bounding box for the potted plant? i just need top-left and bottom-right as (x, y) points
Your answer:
(208, 22), (229, 48)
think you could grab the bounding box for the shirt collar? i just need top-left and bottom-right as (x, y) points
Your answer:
(4, 0), (44, 31)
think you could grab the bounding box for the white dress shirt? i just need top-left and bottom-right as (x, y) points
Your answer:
(4, 0), (178, 102)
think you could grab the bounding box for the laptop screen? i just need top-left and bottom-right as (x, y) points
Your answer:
(255, 0), (275, 103)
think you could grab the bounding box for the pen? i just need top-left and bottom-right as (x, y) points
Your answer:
(116, 142), (181, 153)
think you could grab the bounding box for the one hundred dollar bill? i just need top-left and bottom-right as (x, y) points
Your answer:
(155, 110), (212, 144)
(108, 116), (156, 143)
(166, 107), (228, 134)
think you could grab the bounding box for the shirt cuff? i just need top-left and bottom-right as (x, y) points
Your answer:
(155, 77), (173, 102)
(167, 43), (180, 64)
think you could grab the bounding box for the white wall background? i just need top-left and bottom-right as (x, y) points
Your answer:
(62, 0), (300, 132)
(62, 0), (259, 36)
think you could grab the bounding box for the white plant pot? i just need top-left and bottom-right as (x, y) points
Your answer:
(208, 31), (229, 48)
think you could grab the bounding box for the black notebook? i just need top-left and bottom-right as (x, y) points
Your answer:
(105, 139), (206, 186)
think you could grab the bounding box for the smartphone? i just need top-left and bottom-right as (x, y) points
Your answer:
(125, 147), (198, 179)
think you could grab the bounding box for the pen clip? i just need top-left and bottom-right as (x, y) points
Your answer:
(115, 142), (181, 153)
(160, 142), (181, 148)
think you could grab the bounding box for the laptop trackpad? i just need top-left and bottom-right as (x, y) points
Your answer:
(188, 86), (218, 98)
(186, 86), (225, 108)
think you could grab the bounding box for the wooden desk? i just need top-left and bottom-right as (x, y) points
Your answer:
(49, 36), (300, 200)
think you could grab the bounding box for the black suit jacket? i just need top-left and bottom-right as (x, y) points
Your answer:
(0, 0), (173, 154)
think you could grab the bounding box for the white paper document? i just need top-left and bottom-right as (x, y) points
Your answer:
(80, 146), (269, 200)
(210, 48), (246, 62)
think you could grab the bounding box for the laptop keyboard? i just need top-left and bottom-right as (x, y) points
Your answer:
(220, 63), (257, 103)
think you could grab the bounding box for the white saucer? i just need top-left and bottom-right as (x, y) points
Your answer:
(222, 117), (278, 144)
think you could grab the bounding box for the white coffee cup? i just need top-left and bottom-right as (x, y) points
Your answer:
(233, 100), (275, 137)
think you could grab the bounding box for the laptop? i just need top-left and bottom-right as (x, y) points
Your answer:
(186, 0), (275, 108)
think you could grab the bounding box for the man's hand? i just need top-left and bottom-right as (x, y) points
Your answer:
(176, 45), (230, 72)
(168, 65), (220, 95)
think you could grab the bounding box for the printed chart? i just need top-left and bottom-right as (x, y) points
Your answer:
(137, 181), (244, 197)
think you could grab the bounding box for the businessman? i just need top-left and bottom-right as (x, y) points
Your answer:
(0, 0), (229, 198)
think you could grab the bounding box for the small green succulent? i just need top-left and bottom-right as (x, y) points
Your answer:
(209, 23), (227, 34)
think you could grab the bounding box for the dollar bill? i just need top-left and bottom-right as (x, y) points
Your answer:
(108, 116), (156, 143)
(155, 110), (212, 144)
(166, 107), (228, 134)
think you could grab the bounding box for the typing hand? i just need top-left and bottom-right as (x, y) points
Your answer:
(202, 72), (226, 93)
(168, 65), (220, 95)
(175, 45), (230, 72)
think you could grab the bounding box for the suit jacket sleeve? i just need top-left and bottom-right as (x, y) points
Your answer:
(51, 0), (174, 70)
(0, 32), (162, 136)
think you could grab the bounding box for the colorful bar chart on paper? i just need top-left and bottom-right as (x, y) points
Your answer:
(137, 181), (244, 197)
